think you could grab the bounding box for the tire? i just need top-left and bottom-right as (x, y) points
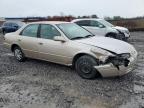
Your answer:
(122, 36), (128, 41)
(13, 46), (25, 62)
(118, 34), (125, 41)
(75, 55), (100, 79)
(123, 37), (128, 42)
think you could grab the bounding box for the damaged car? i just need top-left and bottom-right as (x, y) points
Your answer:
(4, 21), (137, 79)
(72, 19), (130, 41)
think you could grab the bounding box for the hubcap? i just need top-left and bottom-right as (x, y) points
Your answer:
(80, 62), (92, 74)
(14, 49), (22, 60)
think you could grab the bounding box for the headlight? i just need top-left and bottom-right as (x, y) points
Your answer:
(91, 47), (114, 62)
(106, 55), (130, 69)
(124, 30), (129, 34)
(91, 47), (113, 56)
(118, 53), (131, 59)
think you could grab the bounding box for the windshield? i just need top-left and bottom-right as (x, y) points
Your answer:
(56, 23), (93, 40)
(98, 19), (114, 27)
(17, 22), (25, 27)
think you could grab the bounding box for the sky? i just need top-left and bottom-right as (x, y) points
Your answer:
(0, 0), (144, 18)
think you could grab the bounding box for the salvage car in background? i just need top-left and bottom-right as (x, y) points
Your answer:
(1, 21), (25, 35)
(0, 26), (2, 33)
(72, 19), (130, 41)
(4, 21), (137, 79)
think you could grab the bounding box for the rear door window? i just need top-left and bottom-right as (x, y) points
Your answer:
(75, 20), (91, 26)
(3, 23), (10, 26)
(21, 24), (39, 37)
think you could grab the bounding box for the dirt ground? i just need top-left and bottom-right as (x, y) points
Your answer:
(0, 32), (144, 108)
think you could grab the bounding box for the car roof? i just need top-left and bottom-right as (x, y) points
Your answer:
(72, 18), (103, 22)
(28, 21), (70, 25)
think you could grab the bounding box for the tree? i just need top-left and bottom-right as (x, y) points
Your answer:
(104, 16), (112, 20)
(81, 16), (90, 18)
(113, 16), (123, 20)
(91, 15), (98, 18)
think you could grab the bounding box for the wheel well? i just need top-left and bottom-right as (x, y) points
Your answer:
(11, 44), (19, 52)
(72, 53), (97, 67)
(105, 32), (116, 37)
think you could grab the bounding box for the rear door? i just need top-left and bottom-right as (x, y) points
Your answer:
(18, 24), (40, 58)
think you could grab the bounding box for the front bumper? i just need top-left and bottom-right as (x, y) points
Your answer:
(94, 56), (137, 77)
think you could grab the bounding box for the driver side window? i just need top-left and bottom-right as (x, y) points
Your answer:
(21, 24), (39, 37)
(40, 24), (61, 40)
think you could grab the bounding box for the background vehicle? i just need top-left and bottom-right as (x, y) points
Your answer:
(4, 21), (137, 79)
(0, 26), (2, 33)
(72, 19), (130, 41)
(1, 21), (25, 35)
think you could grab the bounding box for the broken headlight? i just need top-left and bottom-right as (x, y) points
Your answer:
(105, 53), (130, 70)
(91, 47), (114, 62)
(91, 47), (113, 56)
(118, 53), (131, 59)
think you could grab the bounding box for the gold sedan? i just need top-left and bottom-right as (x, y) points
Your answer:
(4, 21), (137, 79)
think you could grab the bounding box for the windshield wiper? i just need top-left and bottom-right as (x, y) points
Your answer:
(84, 34), (94, 38)
(71, 35), (94, 40)
(71, 37), (85, 40)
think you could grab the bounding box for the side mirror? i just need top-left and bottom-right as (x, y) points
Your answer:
(99, 25), (105, 28)
(14, 25), (19, 29)
(54, 36), (66, 42)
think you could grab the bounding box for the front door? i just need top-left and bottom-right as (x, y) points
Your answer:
(83, 20), (106, 36)
(37, 24), (70, 64)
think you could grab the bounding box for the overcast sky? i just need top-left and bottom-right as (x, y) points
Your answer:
(0, 0), (144, 18)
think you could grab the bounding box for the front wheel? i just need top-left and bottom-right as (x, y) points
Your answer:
(13, 46), (25, 62)
(75, 55), (100, 79)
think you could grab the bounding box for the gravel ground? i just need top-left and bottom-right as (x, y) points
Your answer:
(0, 32), (144, 108)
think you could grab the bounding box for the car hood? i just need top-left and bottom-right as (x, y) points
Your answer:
(113, 26), (128, 31)
(75, 36), (136, 54)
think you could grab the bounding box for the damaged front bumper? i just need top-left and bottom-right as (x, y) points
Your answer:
(94, 56), (137, 77)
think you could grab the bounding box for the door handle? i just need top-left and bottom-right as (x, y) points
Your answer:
(38, 42), (43, 45)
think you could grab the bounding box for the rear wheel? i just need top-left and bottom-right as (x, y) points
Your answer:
(75, 55), (100, 79)
(13, 46), (25, 62)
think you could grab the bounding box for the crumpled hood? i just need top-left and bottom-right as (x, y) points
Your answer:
(113, 26), (128, 31)
(75, 36), (136, 54)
